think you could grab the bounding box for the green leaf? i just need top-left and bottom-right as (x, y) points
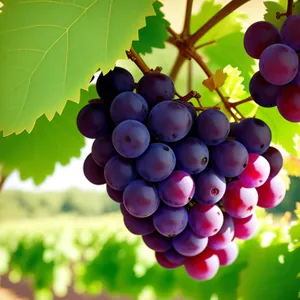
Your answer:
(191, 0), (247, 46)
(132, 1), (170, 54)
(264, 1), (286, 29)
(0, 0), (155, 136)
(203, 32), (256, 91)
(256, 107), (300, 157)
(0, 85), (98, 185)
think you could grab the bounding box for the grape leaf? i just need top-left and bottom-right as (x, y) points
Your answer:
(190, 0), (247, 46)
(202, 69), (227, 92)
(0, 85), (98, 185)
(132, 1), (170, 55)
(0, 0), (155, 136)
(256, 107), (300, 157)
(203, 32), (256, 91)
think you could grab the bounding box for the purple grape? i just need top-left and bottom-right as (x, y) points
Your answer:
(195, 109), (230, 146)
(123, 180), (160, 218)
(211, 140), (249, 178)
(173, 137), (209, 174)
(236, 118), (272, 154)
(249, 72), (280, 107)
(92, 134), (118, 167)
(76, 103), (110, 138)
(136, 143), (176, 182)
(96, 67), (135, 104)
(259, 44), (298, 85)
(142, 231), (172, 252)
(110, 91), (148, 124)
(222, 180), (258, 219)
(177, 100), (197, 120)
(164, 248), (186, 266)
(214, 241), (238, 266)
(243, 21), (281, 59)
(83, 154), (106, 185)
(106, 185), (123, 203)
(208, 213), (234, 250)
(228, 122), (239, 138)
(189, 204), (224, 237)
(262, 146), (283, 178)
(233, 213), (258, 240)
(194, 169), (226, 205)
(136, 72), (175, 106)
(173, 227), (208, 257)
(280, 15), (300, 51)
(120, 204), (155, 235)
(148, 101), (193, 142)
(104, 155), (137, 191)
(293, 67), (300, 87)
(153, 204), (188, 237)
(112, 120), (150, 158)
(155, 252), (181, 269)
(277, 84), (300, 123)
(158, 171), (195, 207)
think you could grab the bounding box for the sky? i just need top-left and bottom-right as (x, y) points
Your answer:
(2, 0), (265, 192)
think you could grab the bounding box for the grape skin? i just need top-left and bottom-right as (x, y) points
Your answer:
(164, 248), (186, 266)
(142, 231), (172, 252)
(92, 134), (117, 167)
(243, 21), (281, 59)
(214, 241), (238, 266)
(106, 185), (123, 203)
(280, 15), (300, 51)
(259, 44), (299, 85)
(262, 147), (283, 178)
(83, 154), (106, 185)
(155, 252), (182, 269)
(112, 120), (150, 158)
(233, 213), (258, 240)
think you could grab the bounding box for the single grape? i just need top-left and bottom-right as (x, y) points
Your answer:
(106, 185), (123, 203)
(112, 120), (150, 158)
(214, 241), (238, 266)
(184, 248), (220, 281)
(257, 175), (286, 209)
(123, 180), (160, 218)
(104, 155), (137, 191)
(173, 137), (209, 174)
(243, 21), (281, 59)
(259, 44), (298, 85)
(164, 248), (186, 266)
(158, 171), (195, 207)
(208, 213), (234, 250)
(83, 154), (106, 185)
(228, 122), (239, 138)
(249, 72), (280, 107)
(277, 84), (300, 123)
(280, 15), (300, 51)
(233, 213), (258, 240)
(92, 134), (118, 167)
(194, 169), (226, 205)
(77, 103), (110, 138)
(153, 204), (188, 237)
(293, 67), (300, 88)
(96, 67), (135, 103)
(110, 91), (148, 124)
(238, 153), (270, 188)
(177, 100), (197, 120)
(173, 227), (208, 257)
(195, 109), (230, 146)
(136, 72), (175, 106)
(236, 118), (272, 154)
(148, 101), (193, 142)
(222, 180), (258, 219)
(155, 252), (181, 269)
(142, 231), (172, 252)
(262, 146), (283, 178)
(211, 140), (249, 178)
(136, 143), (176, 182)
(120, 204), (155, 235)
(189, 204), (224, 237)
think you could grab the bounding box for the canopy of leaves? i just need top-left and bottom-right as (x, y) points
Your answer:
(0, 85), (98, 184)
(0, 0), (155, 136)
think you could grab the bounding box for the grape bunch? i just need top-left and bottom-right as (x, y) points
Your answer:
(244, 15), (300, 122)
(76, 66), (286, 281)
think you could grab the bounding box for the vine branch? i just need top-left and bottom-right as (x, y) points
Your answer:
(182, 0), (193, 38)
(276, 0), (294, 19)
(0, 175), (7, 192)
(188, 0), (250, 45)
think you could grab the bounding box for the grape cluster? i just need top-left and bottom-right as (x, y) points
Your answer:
(76, 66), (286, 281)
(244, 15), (300, 122)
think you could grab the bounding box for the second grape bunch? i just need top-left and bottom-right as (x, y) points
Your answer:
(77, 66), (286, 281)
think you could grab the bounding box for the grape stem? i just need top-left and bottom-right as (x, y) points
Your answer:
(182, 0), (193, 38)
(276, 0), (294, 19)
(0, 175), (7, 192)
(229, 96), (253, 107)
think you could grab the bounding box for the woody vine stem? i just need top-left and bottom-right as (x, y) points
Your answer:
(126, 0), (294, 122)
